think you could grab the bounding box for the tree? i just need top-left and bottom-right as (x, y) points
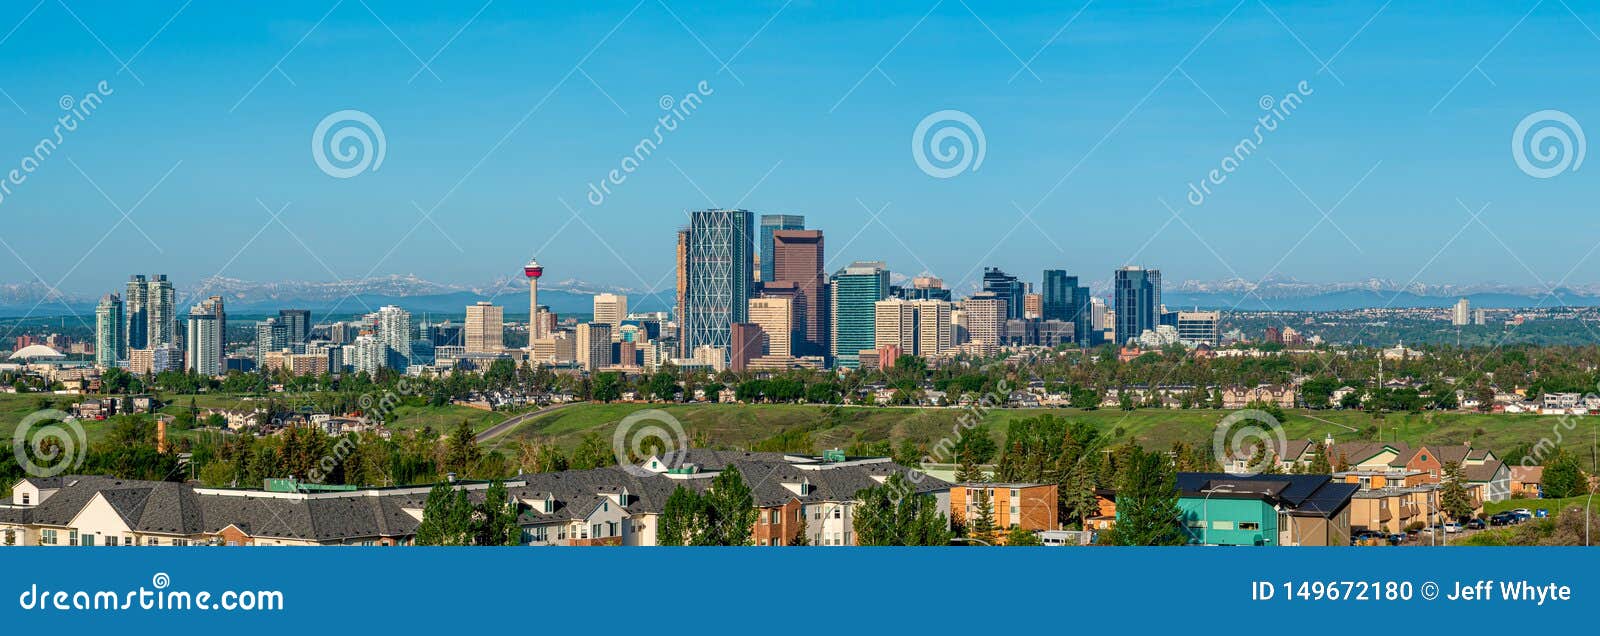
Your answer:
(1105, 446), (1185, 546)
(658, 486), (704, 546)
(853, 472), (954, 546)
(1060, 463), (1100, 530)
(473, 480), (523, 546)
(1541, 447), (1590, 498)
(656, 466), (758, 546)
(969, 489), (996, 542)
(1307, 442), (1333, 475)
(1004, 525), (1042, 546)
(592, 372), (623, 403)
(443, 420), (481, 477)
(1439, 462), (1474, 521)
(414, 484), (473, 546)
(569, 432), (613, 470)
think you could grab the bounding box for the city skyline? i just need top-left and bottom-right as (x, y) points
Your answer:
(4, 1), (1600, 301)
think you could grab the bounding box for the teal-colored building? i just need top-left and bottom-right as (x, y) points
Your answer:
(1168, 473), (1358, 546)
(829, 261), (888, 369)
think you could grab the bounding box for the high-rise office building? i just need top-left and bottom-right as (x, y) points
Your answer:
(674, 228), (689, 351)
(914, 300), (952, 356)
(1113, 266), (1162, 346)
(1023, 293), (1042, 319)
(1042, 270), (1094, 346)
(982, 268), (1026, 320)
(593, 293), (628, 337)
(730, 323), (767, 372)
(680, 209), (754, 362)
(891, 275), (953, 302)
(963, 293), (1005, 346)
(350, 333), (385, 375)
(747, 296), (794, 358)
(874, 299), (918, 357)
(278, 309), (311, 345)
(759, 214), (805, 283)
(576, 322), (613, 371)
(376, 305), (413, 369)
(464, 301), (505, 353)
(255, 318), (286, 363)
(770, 229), (826, 355)
(829, 261), (889, 368)
(1175, 311), (1221, 347)
(95, 293), (123, 367)
(186, 304), (223, 376)
(147, 275), (175, 347)
(125, 275), (148, 350)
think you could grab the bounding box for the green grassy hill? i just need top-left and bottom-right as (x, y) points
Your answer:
(489, 401), (1600, 461)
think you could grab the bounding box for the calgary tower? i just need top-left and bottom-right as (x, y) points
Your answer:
(524, 257), (545, 339)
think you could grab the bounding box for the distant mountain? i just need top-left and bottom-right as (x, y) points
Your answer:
(0, 275), (673, 319)
(8, 273), (1600, 319)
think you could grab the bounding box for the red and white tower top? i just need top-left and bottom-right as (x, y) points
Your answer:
(524, 257), (544, 279)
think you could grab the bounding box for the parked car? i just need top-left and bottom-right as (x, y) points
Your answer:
(1443, 522), (1463, 533)
(1511, 508), (1533, 516)
(1386, 533), (1406, 545)
(1466, 518), (1486, 530)
(1489, 512), (1515, 526)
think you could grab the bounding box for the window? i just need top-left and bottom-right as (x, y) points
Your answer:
(69, 530), (79, 546)
(769, 510), (780, 524)
(81, 534), (95, 547)
(106, 536), (118, 547)
(1010, 489), (1020, 498)
(589, 523), (600, 539)
(1211, 521), (1234, 531)
(20, 493), (28, 505)
(41, 530), (56, 545)
(832, 508), (842, 519)
(557, 526), (567, 540)
(607, 521), (618, 537)
(146, 538), (159, 546)
(528, 527), (547, 542)
(1239, 522), (1261, 531)
(173, 539), (189, 547)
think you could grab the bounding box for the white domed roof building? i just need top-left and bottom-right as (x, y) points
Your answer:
(7, 344), (66, 361)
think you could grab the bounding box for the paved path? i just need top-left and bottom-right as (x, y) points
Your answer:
(474, 402), (582, 443)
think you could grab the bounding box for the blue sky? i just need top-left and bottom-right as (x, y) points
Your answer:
(2, 0), (1599, 299)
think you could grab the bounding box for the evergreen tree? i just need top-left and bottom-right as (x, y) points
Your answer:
(1106, 446), (1185, 546)
(970, 489), (996, 542)
(1439, 462), (1474, 521)
(1060, 463), (1101, 530)
(473, 480), (522, 546)
(443, 420), (481, 477)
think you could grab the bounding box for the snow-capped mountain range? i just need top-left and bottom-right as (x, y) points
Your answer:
(4, 274), (1599, 317)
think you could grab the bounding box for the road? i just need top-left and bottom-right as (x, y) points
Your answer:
(474, 402), (582, 444)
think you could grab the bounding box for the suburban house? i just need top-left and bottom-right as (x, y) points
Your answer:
(1510, 466), (1543, 498)
(0, 449), (950, 548)
(1171, 473), (1358, 546)
(1220, 384), (1298, 409)
(1331, 441), (1510, 504)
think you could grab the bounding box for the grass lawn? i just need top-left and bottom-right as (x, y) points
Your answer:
(1484, 495), (1599, 517)
(485, 402), (1599, 460)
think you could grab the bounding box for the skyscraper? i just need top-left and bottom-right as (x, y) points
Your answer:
(770, 229), (826, 355)
(95, 293), (123, 367)
(464, 301), (505, 353)
(186, 302), (224, 377)
(914, 300), (952, 356)
(592, 293), (627, 337)
(576, 322), (613, 371)
(1113, 266), (1162, 346)
(255, 318), (286, 363)
(730, 323), (767, 372)
(125, 275), (148, 350)
(874, 299), (918, 356)
(377, 305), (413, 369)
(1042, 270), (1094, 346)
(147, 275), (175, 347)
(681, 209), (754, 361)
(1452, 298), (1470, 326)
(759, 214), (804, 283)
(747, 296), (794, 358)
(829, 261), (889, 368)
(963, 293), (1005, 346)
(278, 309), (311, 345)
(982, 267), (1025, 320)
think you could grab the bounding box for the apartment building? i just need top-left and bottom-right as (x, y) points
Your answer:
(949, 482), (1059, 541)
